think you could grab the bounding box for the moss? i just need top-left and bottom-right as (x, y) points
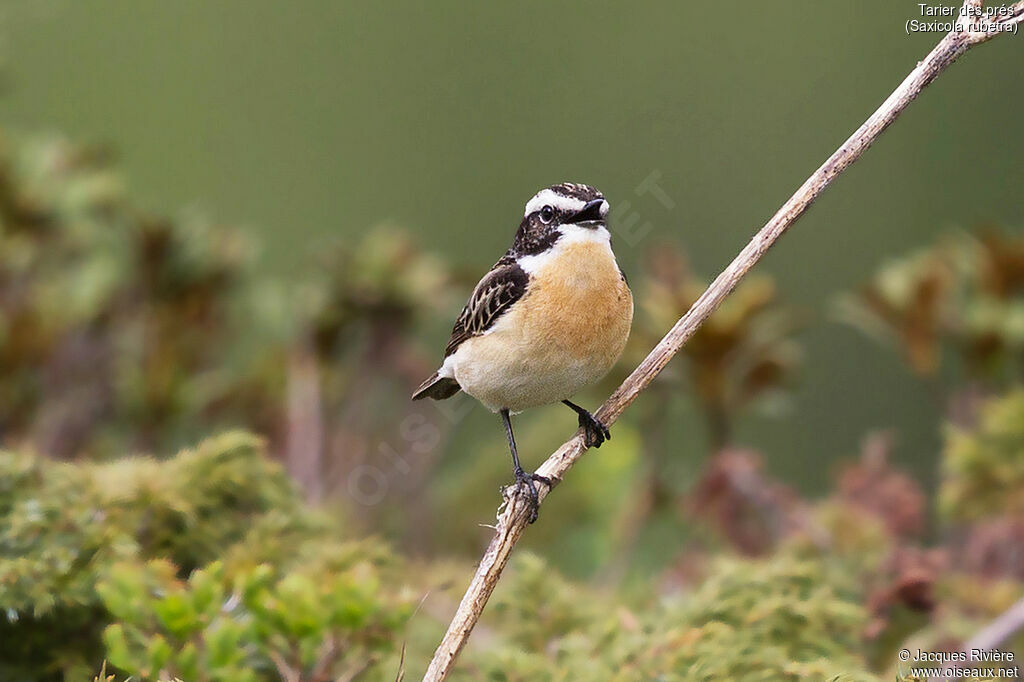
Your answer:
(456, 552), (879, 682)
(0, 432), (411, 681)
(940, 389), (1024, 522)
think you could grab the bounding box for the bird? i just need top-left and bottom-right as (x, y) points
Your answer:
(412, 182), (633, 521)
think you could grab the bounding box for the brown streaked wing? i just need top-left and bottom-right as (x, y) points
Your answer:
(444, 262), (528, 357)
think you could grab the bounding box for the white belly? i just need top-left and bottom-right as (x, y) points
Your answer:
(449, 333), (615, 412)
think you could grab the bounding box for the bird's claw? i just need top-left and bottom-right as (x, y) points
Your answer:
(577, 410), (611, 448)
(510, 467), (551, 524)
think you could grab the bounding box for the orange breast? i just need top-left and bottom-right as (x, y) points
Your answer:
(519, 240), (633, 366)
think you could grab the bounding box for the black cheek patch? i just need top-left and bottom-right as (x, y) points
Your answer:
(511, 215), (561, 258)
(518, 227), (560, 256)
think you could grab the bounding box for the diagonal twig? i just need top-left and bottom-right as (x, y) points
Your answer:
(954, 596), (1024, 671)
(423, 7), (1021, 680)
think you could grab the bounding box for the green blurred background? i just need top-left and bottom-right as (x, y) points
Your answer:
(3, 3), (1024, 680)
(2, 1), (1022, 497)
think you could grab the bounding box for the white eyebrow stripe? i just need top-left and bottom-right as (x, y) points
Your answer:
(523, 189), (586, 217)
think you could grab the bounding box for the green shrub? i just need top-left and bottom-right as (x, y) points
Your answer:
(99, 556), (410, 682)
(838, 230), (1024, 384)
(0, 431), (412, 681)
(940, 389), (1024, 521)
(456, 552), (879, 682)
(0, 131), (279, 459)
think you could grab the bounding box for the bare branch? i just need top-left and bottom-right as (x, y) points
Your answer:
(963, 597), (1024, 657)
(268, 649), (300, 682)
(958, 0), (1024, 41)
(941, 596), (1024, 679)
(995, 1), (1024, 28)
(285, 340), (325, 504)
(422, 14), (1019, 682)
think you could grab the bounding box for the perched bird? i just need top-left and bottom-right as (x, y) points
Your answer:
(412, 183), (633, 520)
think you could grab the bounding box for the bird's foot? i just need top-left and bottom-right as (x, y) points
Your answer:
(577, 409), (611, 448)
(510, 466), (551, 524)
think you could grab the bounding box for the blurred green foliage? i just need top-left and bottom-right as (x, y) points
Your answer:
(454, 551), (878, 682)
(0, 432), (413, 681)
(305, 226), (448, 360)
(941, 388), (1024, 522)
(0, 131), (278, 458)
(0, 125), (1022, 681)
(637, 242), (802, 450)
(99, 556), (408, 682)
(0, 129), (449, 471)
(838, 230), (1024, 385)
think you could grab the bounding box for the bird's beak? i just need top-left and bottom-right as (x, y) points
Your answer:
(572, 199), (606, 225)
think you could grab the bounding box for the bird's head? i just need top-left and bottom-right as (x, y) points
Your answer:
(512, 183), (610, 256)
(523, 182), (609, 230)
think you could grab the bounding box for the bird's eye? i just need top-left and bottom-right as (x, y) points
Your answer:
(539, 205), (555, 224)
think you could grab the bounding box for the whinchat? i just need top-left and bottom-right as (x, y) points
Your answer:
(412, 183), (633, 520)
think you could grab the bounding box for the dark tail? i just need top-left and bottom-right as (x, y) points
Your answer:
(411, 372), (461, 401)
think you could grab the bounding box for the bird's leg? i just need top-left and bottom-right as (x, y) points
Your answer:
(562, 400), (611, 448)
(500, 409), (549, 523)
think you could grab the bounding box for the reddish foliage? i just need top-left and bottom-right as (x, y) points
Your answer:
(953, 515), (1024, 581)
(837, 432), (925, 539)
(865, 547), (947, 639)
(687, 449), (806, 556)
